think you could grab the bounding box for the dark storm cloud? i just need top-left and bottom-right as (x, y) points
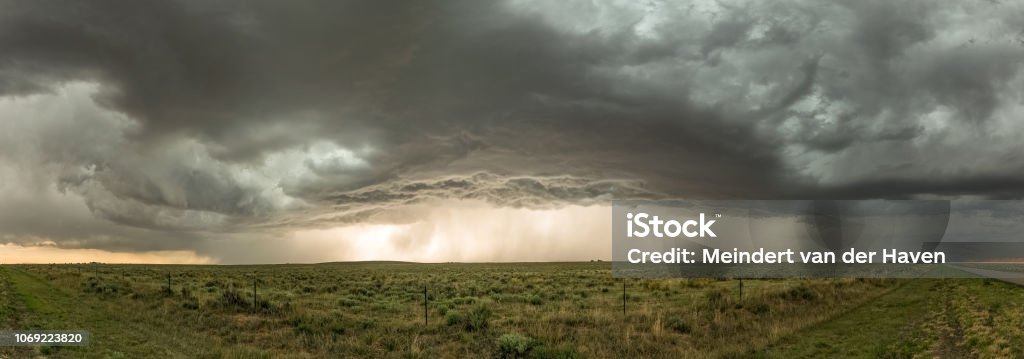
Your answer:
(821, 175), (1024, 200)
(327, 173), (652, 215)
(1, 0), (1024, 255)
(264, 172), (657, 229)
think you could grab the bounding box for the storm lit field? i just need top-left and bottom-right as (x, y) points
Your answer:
(1, 263), (1023, 358)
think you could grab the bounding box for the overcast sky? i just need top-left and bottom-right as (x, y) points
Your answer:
(1, 0), (1023, 263)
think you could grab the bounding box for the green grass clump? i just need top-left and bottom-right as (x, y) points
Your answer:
(528, 294), (544, 306)
(497, 333), (536, 358)
(465, 304), (492, 332)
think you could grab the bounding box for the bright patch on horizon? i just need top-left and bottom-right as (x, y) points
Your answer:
(0, 243), (214, 264)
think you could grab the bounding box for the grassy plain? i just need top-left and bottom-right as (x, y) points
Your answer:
(0, 263), (1021, 358)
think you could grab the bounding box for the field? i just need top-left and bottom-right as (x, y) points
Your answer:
(1, 263), (1023, 358)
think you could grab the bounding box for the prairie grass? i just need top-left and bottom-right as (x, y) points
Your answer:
(0, 263), (1020, 358)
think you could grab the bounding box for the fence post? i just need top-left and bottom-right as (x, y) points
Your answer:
(622, 278), (626, 316)
(738, 279), (743, 303)
(423, 285), (428, 326)
(167, 272), (171, 293)
(253, 275), (257, 312)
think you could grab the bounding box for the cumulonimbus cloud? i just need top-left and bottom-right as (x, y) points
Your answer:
(1, 0), (1023, 260)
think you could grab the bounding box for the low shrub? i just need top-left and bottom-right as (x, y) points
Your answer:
(436, 302), (450, 316)
(497, 333), (536, 358)
(528, 294), (543, 306)
(465, 304), (491, 332)
(781, 284), (818, 301)
(217, 289), (250, 310)
(665, 316), (691, 334)
(445, 310), (463, 326)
